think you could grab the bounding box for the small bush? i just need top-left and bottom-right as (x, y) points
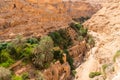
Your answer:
(89, 72), (101, 78)
(36, 71), (46, 80)
(77, 36), (84, 41)
(79, 27), (88, 37)
(70, 23), (88, 37)
(21, 72), (29, 80)
(12, 75), (23, 80)
(70, 23), (82, 32)
(87, 35), (95, 47)
(26, 37), (39, 44)
(102, 64), (108, 73)
(7, 37), (36, 60)
(22, 43), (36, 59)
(0, 50), (14, 67)
(113, 50), (120, 62)
(53, 47), (64, 64)
(0, 67), (11, 80)
(6, 38), (27, 60)
(0, 42), (9, 52)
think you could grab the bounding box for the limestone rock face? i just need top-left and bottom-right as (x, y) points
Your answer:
(75, 2), (120, 80)
(43, 61), (70, 80)
(84, 3), (120, 34)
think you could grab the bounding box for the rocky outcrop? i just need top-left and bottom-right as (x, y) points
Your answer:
(43, 61), (70, 80)
(84, 3), (120, 34)
(69, 41), (87, 67)
(75, 2), (120, 80)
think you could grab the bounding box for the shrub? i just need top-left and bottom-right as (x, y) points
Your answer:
(70, 23), (88, 37)
(6, 38), (27, 60)
(48, 31), (62, 46)
(21, 72), (29, 80)
(12, 75), (23, 80)
(0, 50), (14, 67)
(102, 64), (108, 73)
(79, 27), (88, 37)
(113, 50), (120, 62)
(22, 43), (37, 60)
(7, 37), (36, 60)
(36, 71), (46, 80)
(49, 29), (72, 49)
(32, 36), (54, 69)
(58, 29), (73, 48)
(0, 42), (9, 52)
(0, 67), (11, 80)
(75, 23), (82, 30)
(89, 72), (101, 78)
(26, 37), (39, 44)
(87, 35), (95, 47)
(70, 23), (82, 32)
(77, 36), (84, 41)
(53, 47), (64, 64)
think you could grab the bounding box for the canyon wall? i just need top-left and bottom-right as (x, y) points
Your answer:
(75, 2), (120, 80)
(0, 0), (97, 41)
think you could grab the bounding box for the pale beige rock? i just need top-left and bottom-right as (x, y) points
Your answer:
(75, 2), (120, 80)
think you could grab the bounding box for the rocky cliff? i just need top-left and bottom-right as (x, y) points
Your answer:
(0, 0), (98, 41)
(75, 2), (120, 80)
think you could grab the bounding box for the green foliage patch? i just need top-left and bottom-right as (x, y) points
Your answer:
(70, 23), (88, 37)
(48, 29), (73, 49)
(32, 36), (54, 69)
(89, 72), (101, 78)
(0, 50), (14, 67)
(113, 50), (120, 62)
(53, 47), (64, 64)
(102, 64), (108, 73)
(12, 75), (23, 80)
(86, 34), (95, 47)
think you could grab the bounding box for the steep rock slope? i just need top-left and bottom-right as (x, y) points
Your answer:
(0, 0), (97, 41)
(75, 2), (120, 80)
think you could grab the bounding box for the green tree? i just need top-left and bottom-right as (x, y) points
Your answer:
(32, 36), (54, 69)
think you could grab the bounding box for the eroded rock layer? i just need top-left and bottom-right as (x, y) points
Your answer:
(0, 0), (98, 41)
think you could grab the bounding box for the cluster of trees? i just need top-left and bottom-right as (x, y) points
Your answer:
(0, 22), (95, 80)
